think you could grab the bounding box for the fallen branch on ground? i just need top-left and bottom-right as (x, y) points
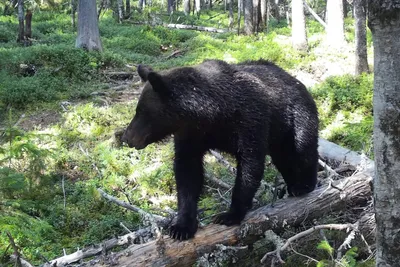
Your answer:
(209, 150), (236, 174)
(97, 188), (170, 227)
(260, 223), (358, 264)
(43, 228), (153, 267)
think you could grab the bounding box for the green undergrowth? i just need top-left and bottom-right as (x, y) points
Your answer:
(0, 9), (312, 113)
(310, 73), (374, 157)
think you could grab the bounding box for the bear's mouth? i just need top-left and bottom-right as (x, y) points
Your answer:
(132, 143), (147, 150)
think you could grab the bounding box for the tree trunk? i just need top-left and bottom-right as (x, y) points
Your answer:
(354, 0), (369, 75)
(227, 0), (234, 29)
(194, 0), (201, 17)
(24, 9), (32, 39)
(368, 2), (400, 266)
(326, 0), (345, 48)
(244, 0), (253, 34)
(291, 0), (308, 51)
(139, 0), (146, 11)
(125, 0), (131, 18)
(17, 0), (24, 43)
(260, 0), (268, 31)
(71, 0), (76, 28)
(75, 0), (103, 51)
(237, 0), (242, 34)
(183, 0), (191, 15)
(117, 0), (124, 22)
(342, 0), (348, 18)
(167, 0), (175, 14)
(252, 0), (259, 32)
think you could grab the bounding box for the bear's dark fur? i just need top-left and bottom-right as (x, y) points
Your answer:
(121, 59), (319, 240)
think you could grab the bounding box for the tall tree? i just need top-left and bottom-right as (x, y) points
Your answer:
(354, 0), (368, 75)
(194, 0), (201, 17)
(326, 0), (345, 48)
(17, 0), (24, 43)
(227, 0), (234, 29)
(244, 0), (253, 34)
(368, 1), (400, 266)
(183, 0), (191, 15)
(125, 0), (131, 18)
(117, 0), (124, 22)
(291, 0), (308, 51)
(260, 0), (268, 31)
(75, 0), (103, 51)
(253, 0), (260, 32)
(342, 0), (348, 18)
(167, 0), (175, 14)
(25, 9), (32, 42)
(71, 0), (76, 28)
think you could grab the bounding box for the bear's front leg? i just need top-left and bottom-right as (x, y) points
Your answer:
(213, 150), (265, 226)
(169, 143), (205, 240)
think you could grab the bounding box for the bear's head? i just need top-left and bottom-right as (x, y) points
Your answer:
(121, 65), (180, 150)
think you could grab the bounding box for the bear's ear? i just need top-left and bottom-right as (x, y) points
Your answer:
(147, 72), (170, 96)
(137, 64), (154, 82)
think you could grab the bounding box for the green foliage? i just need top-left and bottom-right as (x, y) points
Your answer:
(310, 73), (374, 155)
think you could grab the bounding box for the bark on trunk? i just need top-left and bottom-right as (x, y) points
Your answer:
(291, 0), (308, 51)
(24, 9), (32, 39)
(195, 0), (201, 17)
(183, 0), (191, 15)
(252, 0), (260, 32)
(227, 0), (234, 29)
(167, 0), (175, 14)
(125, 0), (131, 18)
(75, 0), (103, 51)
(117, 0), (124, 22)
(354, 0), (369, 75)
(17, 0), (24, 43)
(139, 0), (146, 11)
(368, 2), (400, 266)
(260, 0), (268, 31)
(71, 0), (76, 28)
(342, 0), (348, 18)
(238, 0), (242, 34)
(244, 0), (253, 34)
(326, 0), (345, 48)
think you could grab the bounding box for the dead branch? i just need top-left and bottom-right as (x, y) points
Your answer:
(261, 223), (356, 264)
(9, 255), (34, 267)
(44, 228), (153, 267)
(6, 231), (22, 267)
(165, 23), (229, 33)
(205, 173), (231, 190)
(97, 188), (169, 227)
(209, 150), (236, 174)
(304, 2), (327, 28)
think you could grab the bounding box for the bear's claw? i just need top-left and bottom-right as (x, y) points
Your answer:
(169, 222), (197, 241)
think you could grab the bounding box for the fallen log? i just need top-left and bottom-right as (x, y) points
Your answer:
(165, 24), (229, 33)
(78, 172), (373, 267)
(318, 138), (375, 176)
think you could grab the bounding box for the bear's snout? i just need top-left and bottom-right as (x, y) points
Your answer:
(121, 130), (148, 150)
